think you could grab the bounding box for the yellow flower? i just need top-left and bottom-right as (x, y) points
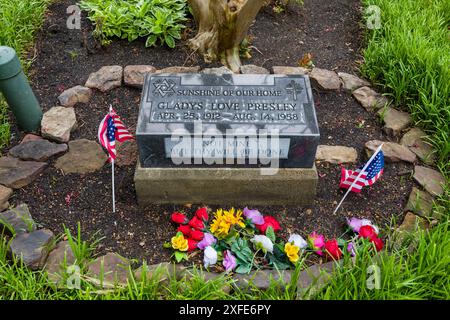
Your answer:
(284, 242), (300, 263)
(171, 233), (188, 251)
(210, 208), (245, 238)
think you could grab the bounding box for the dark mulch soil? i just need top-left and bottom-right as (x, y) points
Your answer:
(6, 0), (412, 265)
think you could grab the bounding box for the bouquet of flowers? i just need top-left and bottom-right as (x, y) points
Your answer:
(164, 207), (383, 273)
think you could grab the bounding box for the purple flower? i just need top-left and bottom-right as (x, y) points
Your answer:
(243, 207), (264, 225)
(346, 217), (379, 234)
(347, 217), (364, 232)
(347, 242), (356, 257)
(197, 233), (216, 250)
(223, 250), (237, 272)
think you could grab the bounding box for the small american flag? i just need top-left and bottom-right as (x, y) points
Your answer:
(98, 107), (133, 161)
(339, 150), (384, 193)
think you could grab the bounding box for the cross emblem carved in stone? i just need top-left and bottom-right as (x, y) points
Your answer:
(285, 80), (303, 101)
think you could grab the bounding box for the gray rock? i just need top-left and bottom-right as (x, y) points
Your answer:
(85, 66), (123, 92)
(57, 85), (92, 107)
(87, 252), (131, 288)
(134, 262), (186, 282)
(232, 261), (336, 299)
(272, 66), (309, 75)
(405, 187), (434, 219)
(0, 203), (36, 235)
(124, 65), (156, 88)
(400, 128), (436, 165)
(337, 72), (370, 92)
(201, 66), (234, 74)
(310, 68), (341, 90)
(184, 270), (231, 294)
(44, 241), (76, 286)
(378, 107), (412, 137)
(397, 212), (428, 233)
(413, 166), (445, 197)
(315, 145), (358, 164)
(9, 140), (67, 162)
(155, 66), (200, 74)
(296, 261), (335, 299)
(233, 269), (292, 292)
(365, 140), (417, 163)
(20, 134), (43, 144)
(0, 157), (47, 189)
(41, 106), (77, 143)
(10, 229), (54, 270)
(54, 139), (107, 174)
(352, 86), (389, 111)
(240, 65), (270, 74)
(0, 185), (12, 211)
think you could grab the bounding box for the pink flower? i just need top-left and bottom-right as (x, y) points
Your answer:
(308, 232), (325, 256)
(243, 207), (264, 225)
(197, 233), (216, 250)
(223, 250), (237, 272)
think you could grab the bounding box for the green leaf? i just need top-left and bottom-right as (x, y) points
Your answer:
(168, 29), (181, 39)
(163, 242), (172, 249)
(231, 238), (253, 263)
(235, 264), (252, 274)
(267, 253), (291, 270)
(337, 239), (347, 247)
(174, 251), (187, 263)
(113, 29), (121, 38)
(266, 226), (276, 242)
(165, 35), (175, 48)
(145, 35), (157, 47)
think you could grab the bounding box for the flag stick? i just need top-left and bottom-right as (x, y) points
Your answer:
(111, 159), (116, 213)
(333, 143), (384, 214)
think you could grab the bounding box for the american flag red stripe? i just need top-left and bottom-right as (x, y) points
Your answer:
(110, 109), (133, 142)
(98, 107), (133, 162)
(339, 168), (367, 193)
(339, 150), (385, 193)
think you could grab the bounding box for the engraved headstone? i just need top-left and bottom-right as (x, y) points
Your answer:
(136, 74), (319, 168)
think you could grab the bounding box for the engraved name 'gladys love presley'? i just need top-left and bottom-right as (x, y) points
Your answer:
(152, 101), (304, 123)
(147, 77), (309, 125)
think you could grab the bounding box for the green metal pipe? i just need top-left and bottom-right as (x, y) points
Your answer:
(0, 46), (42, 132)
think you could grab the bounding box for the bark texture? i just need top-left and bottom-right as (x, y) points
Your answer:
(188, 0), (266, 73)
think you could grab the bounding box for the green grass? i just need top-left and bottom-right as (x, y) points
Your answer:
(0, 0), (53, 150)
(361, 0), (450, 176)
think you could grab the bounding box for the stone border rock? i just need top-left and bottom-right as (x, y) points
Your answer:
(1, 62), (446, 296)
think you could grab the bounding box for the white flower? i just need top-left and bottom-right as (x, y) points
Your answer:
(251, 235), (273, 253)
(288, 234), (308, 249)
(203, 246), (217, 268)
(361, 219), (379, 234)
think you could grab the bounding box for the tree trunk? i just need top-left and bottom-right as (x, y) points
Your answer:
(187, 0), (266, 73)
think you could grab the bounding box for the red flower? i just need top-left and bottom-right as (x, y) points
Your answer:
(190, 229), (205, 241)
(171, 212), (187, 224)
(187, 238), (198, 252)
(188, 216), (205, 230)
(195, 207), (209, 221)
(358, 225), (377, 240)
(177, 225), (191, 237)
(371, 237), (384, 252)
(256, 216), (281, 234)
(324, 239), (342, 260)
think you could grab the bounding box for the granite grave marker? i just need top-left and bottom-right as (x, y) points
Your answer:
(136, 74), (319, 168)
(134, 73), (319, 206)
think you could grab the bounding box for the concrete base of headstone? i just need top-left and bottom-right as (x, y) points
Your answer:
(134, 162), (318, 206)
